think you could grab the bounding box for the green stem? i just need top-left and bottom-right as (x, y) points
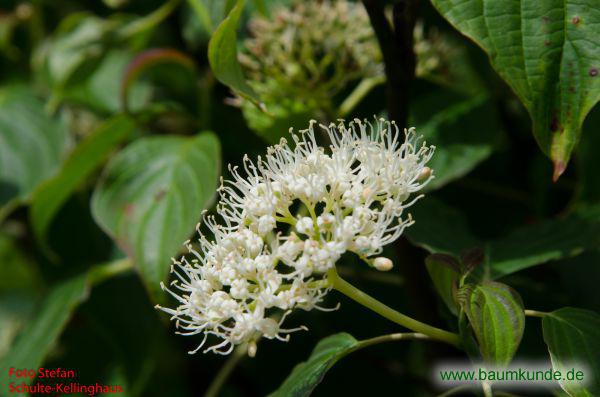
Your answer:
(338, 75), (385, 117)
(118, 0), (181, 39)
(327, 268), (460, 347)
(356, 332), (429, 350)
(275, 215), (296, 226)
(524, 309), (548, 318)
(89, 258), (134, 286)
(204, 345), (245, 397)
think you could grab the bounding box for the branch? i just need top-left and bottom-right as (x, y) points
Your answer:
(361, 0), (420, 126)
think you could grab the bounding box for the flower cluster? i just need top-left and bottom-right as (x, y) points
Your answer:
(236, 1), (463, 142)
(237, 0), (382, 142)
(157, 119), (435, 355)
(239, 0), (382, 106)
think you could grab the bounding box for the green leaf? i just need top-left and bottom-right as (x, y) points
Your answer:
(412, 93), (504, 191)
(186, 0), (217, 34)
(269, 333), (358, 397)
(241, 98), (315, 144)
(486, 205), (600, 279)
(36, 14), (114, 93)
(63, 50), (152, 114)
(430, 0), (600, 179)
(425, 254), (461, 315)
(91, 133), (221, 299)
(459, 281), (525, 366)
(407, 200), (600, 280)
(542, 308), (600, 397)
(0, 273), (89, 390)
(208, 0), (260, 105)
(251, 0), (268, 16)
(30, 116), (136, 250)
(121, 48), (196, 112)
(224, 0), (237, 15)
(0, 86), (70, 219)
(182, 0), (232, 48)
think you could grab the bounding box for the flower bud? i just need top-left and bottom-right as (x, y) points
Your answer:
(247, 341), (257, 358)
(417, 166), (432, 182)
(296, 217), (314, 235)
(373, 257), (393, 271)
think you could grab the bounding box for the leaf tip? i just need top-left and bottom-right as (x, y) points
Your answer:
(552, 159), (566, 182)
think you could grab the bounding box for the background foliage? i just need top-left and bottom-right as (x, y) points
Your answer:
(0, 0), (599, 396)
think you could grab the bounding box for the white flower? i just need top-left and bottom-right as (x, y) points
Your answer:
(157, 118), (435, 356)
(295, 217), (314, 235)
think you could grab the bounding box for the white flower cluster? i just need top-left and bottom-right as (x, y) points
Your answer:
(157, 119), (434, 355)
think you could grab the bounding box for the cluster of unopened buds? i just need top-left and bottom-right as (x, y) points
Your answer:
(239, 0), (382, 104)
(157, 119), (435, 356)
(238, 1), (458, 108)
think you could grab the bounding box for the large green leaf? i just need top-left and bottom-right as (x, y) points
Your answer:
(35, 14), (114, 96)
(120, 48), (195, 113)
(269, 333), (359, 397)
(63, 50), (152, 114)
(91, 133), (220, 299)
(542, 308), (600, 397)
(0, 86), (70, 219)
(0, 273), (89, 390)
(412, 93), (504, 191)
(207, 0), (260, 105)
(407, 200), (600, 280)
(459, 281), (525, 366)
(485, 205), (600, 279)
(431, 0), (600, 179)
(30, 116), (136, 249)
(0, 259), (131, 389)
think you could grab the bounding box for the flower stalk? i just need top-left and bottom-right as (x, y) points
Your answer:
(327, 268), (460, 347)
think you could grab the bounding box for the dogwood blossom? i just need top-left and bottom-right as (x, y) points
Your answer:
(157, 119), (435, 356)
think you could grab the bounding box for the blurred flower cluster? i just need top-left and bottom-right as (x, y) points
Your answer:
(158, 119), (434, 355)
(236, 0), (462, 142)
(239, 0), (382, 117)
